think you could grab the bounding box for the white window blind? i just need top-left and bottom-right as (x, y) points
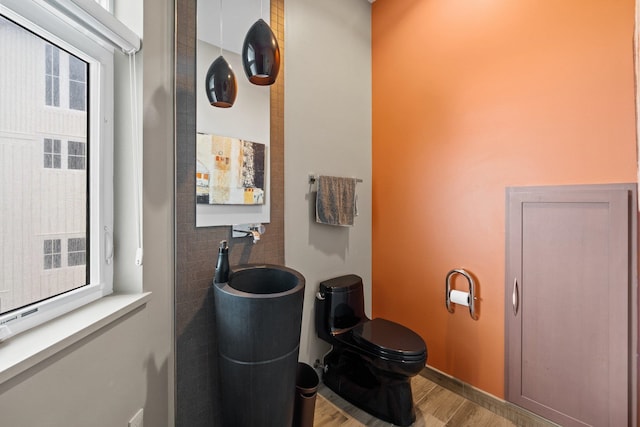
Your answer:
(2, 0), (139, 54)
(41, 0), (139, 53)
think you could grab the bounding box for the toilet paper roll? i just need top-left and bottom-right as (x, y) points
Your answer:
(450, 290), (470, 307)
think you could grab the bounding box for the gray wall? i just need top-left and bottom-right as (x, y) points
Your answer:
(284, 0), (373, 365)
(0, 0), (175, 425)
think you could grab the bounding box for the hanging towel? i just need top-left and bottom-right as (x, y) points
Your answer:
(315, 176), (357, 226)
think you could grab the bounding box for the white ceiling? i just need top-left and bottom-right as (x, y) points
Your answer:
(197, 0), (373, 55)
(197, 0), (270, 55)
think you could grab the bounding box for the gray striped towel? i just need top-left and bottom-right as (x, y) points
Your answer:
(315, 176), (357, 226)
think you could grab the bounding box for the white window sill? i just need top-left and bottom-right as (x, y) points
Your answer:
(0, 292), (151, 386)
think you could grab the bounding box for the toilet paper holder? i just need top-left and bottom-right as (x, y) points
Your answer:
(445, 269), (477, 320)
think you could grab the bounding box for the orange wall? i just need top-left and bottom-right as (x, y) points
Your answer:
(372, 0), (637, 398)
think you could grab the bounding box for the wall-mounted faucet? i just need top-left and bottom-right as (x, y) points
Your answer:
(232, 223), (266, 244)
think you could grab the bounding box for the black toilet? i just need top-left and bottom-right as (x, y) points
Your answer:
(315, 274), (427, 426)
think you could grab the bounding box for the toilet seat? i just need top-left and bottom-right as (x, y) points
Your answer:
(351, 318), (426, 362)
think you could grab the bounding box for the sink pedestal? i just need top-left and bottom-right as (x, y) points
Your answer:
(214, 264), (305, 427)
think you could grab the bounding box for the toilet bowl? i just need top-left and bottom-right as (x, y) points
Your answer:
(315, 274), (427, 426)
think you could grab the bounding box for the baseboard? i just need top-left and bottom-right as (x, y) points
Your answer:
(420, 365), (560, 427)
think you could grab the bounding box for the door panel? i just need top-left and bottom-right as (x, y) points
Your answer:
(506, 184), (635, 427)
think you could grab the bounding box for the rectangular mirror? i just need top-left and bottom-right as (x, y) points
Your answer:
(196, 0), (271, 227)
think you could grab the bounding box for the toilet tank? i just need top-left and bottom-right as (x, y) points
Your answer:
(316, 274), (367, 338)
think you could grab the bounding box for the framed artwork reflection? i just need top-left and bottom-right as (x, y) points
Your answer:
(196, 133), (266, 205)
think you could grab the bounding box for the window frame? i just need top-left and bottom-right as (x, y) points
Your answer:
(0, 0), (114, 339)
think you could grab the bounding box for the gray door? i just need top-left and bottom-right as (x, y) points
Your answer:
(505, 184), (636, 427)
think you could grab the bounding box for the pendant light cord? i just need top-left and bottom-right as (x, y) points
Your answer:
(128, 51), (143, 266)
(219, 0), (223, 56)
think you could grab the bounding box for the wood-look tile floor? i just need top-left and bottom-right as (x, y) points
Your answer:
(314, 374), (516, 427)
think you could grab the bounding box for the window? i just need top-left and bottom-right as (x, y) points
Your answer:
(0, 0), (118, 339)
(68, 237), (87, 267)
(43, 239), (62, 270)
(68, 141), (87, 170)
(44, 138), (62, 169)
(44, 44), (87, 111)
(45, 44), (60, 107)
(68, 55), (87, 111)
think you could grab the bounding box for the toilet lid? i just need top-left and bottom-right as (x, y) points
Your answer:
(352, 318), (426, 361)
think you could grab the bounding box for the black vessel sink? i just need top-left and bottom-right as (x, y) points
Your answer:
(224, 264), (304, 295)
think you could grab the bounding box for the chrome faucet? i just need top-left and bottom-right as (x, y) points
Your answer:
(232, 223), (266, 244)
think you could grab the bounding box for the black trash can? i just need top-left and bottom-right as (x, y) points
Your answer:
(293, 362), (319, 427)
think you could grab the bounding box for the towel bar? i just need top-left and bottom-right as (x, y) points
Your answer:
(308, 174), (363, 184)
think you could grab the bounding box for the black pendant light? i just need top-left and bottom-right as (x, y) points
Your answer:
(205, 56), (237, 108)
(206, 0), (237, 108)
(242, 6), (280, 86)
